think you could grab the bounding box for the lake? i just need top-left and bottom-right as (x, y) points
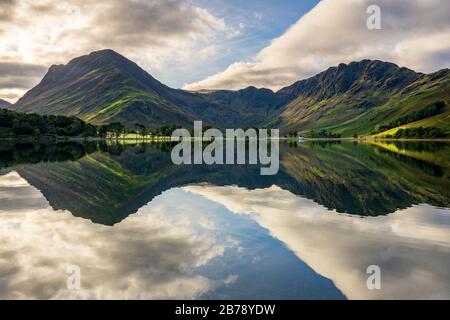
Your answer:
(0, 140), (449, 299)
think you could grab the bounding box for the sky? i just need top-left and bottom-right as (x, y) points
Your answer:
(0, 0), (449, 103)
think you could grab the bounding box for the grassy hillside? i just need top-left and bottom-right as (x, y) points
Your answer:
(273, 62), (450, 137)
(336, 73), (450, 137)
(372, 103), (450, 137)
(11, 50), (194, 128)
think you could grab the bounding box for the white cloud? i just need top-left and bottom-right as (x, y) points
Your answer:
(0, 0), (229, 102)
(227, 22), (245, 39)
(185, 0), (450, 91)
(0, 172), (235, 299)
(185, 184), (450, 299)
(198, 45), (219, 59)
(227, 29), (242, 39)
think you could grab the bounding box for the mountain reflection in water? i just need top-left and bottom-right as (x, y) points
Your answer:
(0, 140), (449, 299)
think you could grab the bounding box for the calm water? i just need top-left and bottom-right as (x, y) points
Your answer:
(0, 140), (449, 299)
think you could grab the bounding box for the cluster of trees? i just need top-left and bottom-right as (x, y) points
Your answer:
(156, 125), (183, 137)
(384, 127), (447, 139)
(101, 123), (184, 139)
(374, 101), (446, 134)
(0, 109), (96, 137)
(308, 130), (342, 138)
(0, 109), (187, 139)
(98, 122), (124, 138)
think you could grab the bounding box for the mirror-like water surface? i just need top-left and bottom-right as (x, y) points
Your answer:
(0, 141), (449, 299)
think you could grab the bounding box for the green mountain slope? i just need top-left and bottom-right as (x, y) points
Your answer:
(11, 50), (197, 128)
(270, 60), (450, 136)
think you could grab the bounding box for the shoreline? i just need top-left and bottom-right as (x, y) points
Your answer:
(289, 137), (450, 142)
(1, 136), (450, 143)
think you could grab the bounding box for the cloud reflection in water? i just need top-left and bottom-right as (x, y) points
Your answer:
(0, 172), (230, 299)
(185, 185), (450, 300)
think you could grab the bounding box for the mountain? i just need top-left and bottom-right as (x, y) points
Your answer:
(11, 49), (276, 128)
(196, 86), (279, 127)
(12, 50), (199, 127)
(10, 50), (450, 135)
(0, 99), (11, 109)
(270, 60), (450, 136)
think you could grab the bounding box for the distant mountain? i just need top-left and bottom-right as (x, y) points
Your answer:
(0, 99), (11, 109)
(10, 50), (450, 135)
(197, 86), (279, 127)
(270, 60), (450, 136)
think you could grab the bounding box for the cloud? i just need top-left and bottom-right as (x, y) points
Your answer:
(0, 62), (47, 88)
(0, 0), (16, 22)
(185, 185), (450, 299)
(184, 0), (450, 91)
(0, 62), (47, 102)
(88, 0), (225, 47)
(0, 172), (235, 299)
(0, 0), (229, 102)
(198, 45), (219, 59)
(0, 89), (25, 102)
(227, 22), (245, 39)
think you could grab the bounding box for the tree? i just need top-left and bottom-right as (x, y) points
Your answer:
(0, 110), (13, 127)
(12, 119), (34, 135)
(98, 125), (109, 138)
(109, 122), (124, 139)
(134, 123), (147, 140)
(83, 124), (97, 137)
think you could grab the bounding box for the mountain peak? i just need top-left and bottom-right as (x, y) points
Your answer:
(278, 59), (421, 100)
(40, 49), (133, 84)
(66, 49), (134, 69)
(86, 49), (130, 62)
(89, 48), (121, 56)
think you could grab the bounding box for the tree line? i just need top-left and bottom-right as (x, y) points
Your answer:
(308, 130), (342, 139)
(103, 123), (183, 138)
(385, 127), (447, 139)
(0, 109), (185, 138)
(288, 130), (341, 138)
(0, 109), (96, 137)
(373, 101), (446, 134)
